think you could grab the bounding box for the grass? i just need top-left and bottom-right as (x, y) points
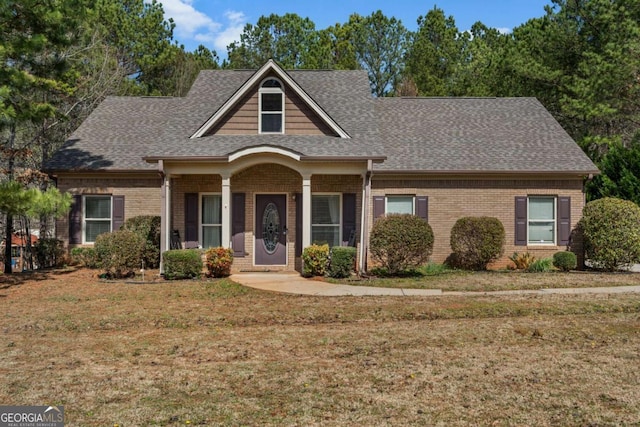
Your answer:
(1, 268), (639, 425)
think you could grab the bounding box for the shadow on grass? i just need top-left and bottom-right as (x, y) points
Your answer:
(0, 266), (79, 290)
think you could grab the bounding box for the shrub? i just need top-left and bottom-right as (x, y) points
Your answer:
(527, 258), (553, 273)
(95, 230), (145, 278)
(450, 216), (505, 270)
(553, 251), (577, 271)
(34, 238), (65, 268)
(163, 249), (202, 280)
(509, 252), (536, 270)
(205, 247), (233, 278)
(369, 214), (434, 276)
(579, 197), (640, 271)
(302, 244), (329, 277)
(328, 246), (357, 278)
(122, 215), (161, 268)
(70, 247), (100, 268)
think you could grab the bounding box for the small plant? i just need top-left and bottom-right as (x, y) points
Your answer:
(420, 262), (452, 276)
(328, 246), (357, 278)
(449, 216), (505, 270)
(553, 251), (577, 271)
(509, 252), (536, 270)
(70, 247), (100, 268)
(163, 249), (202, 280)
(95, 230), (145, 278)
(34, 238), (65, 268)
(527, 258), (553, 273)
(205, 247), (233, 278)
(302, 244), (329, 277)
(369, 214), (434, 276)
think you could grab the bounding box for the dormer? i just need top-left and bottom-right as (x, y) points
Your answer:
(259, 77), (284, 134)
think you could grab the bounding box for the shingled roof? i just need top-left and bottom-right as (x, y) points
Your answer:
(45, 63), (598, 175)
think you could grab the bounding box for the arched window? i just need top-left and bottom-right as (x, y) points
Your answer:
(259, 78), (284, 133)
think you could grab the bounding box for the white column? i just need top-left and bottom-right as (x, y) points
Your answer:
(302, 175), (312, 249)
(160, 171), (171, 274)
(221, 175), (231, 249)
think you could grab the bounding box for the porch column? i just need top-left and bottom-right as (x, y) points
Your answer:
(221, 175), (231, 248)
(160, 167), (171, 273)
(302, 174), (312, 248)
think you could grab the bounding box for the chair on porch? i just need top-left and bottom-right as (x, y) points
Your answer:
(170, 230), (182, 250)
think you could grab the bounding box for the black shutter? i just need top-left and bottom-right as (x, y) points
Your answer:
(342, 193), (356, 246)
(112, 195), (125, 231)
(373, 196), (385, 219)
(69, 195), (82, 244)
(232, 193), (245, 257)
(558, 197), (571, 246)
(515, 196), (527, 246)
(295, 193), (302, 256)
(416, 196), (428, 222)
(184, 193), (199, 248)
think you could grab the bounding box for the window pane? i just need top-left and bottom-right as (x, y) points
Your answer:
(529, 221), (555, 244)
(86, 220), (111, 242)
(529, 198), (554, 220)
(262, 93), (282, 112)
(312, 226), (340, 247)
(261, 113), (282, 132)
(312, 195), (340, 225)
(86, 197), (111, 219)
(262, 79), (282, 88)
(202, 225), (221, 248)
(202, 195), (221, 224)
(387, 196), (413, 214)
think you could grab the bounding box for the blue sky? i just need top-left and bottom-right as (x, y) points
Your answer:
(156, 0), (553, 55)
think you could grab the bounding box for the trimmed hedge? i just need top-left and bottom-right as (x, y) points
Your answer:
(163, 249), (203, 280)
(328, 246), (357, 278)
(95, 230), (145, 278)
(205, 247), (233, 278)
(553, 251), (577, 271)
(122, 215), (161, 268)
(302, 244), (329, 277)
(70, 247), (100, 268)
(369, 214), (434, 275)
(449, 216), (505, 270)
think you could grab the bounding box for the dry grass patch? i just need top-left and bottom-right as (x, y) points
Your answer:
(0, 269), (639, 426)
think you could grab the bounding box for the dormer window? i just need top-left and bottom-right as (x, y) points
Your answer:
(259, 78), (284, 134)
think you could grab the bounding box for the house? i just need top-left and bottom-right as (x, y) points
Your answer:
(45, 60), (599, 272)
(1, 233), (38, 272)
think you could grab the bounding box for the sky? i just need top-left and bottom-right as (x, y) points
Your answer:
(155, 0), (554, 56)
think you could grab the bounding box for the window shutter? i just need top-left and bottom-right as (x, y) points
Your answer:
(373, 196), (385, 219)
(342, 193), (356, 246)
(558, 197), (571, 246)
(416, 196), (428, 222)
(69, 195), (82, 244)
(184, 193), (199, 248)
(232, 193), (245, 257)
(515, 196), (527, 246)
(295, 193), (302, 256)
(112, 195), (125, 231)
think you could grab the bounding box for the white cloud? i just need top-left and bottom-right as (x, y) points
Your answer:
(212, 10), (247, 52)
(496, 27), (512, 34)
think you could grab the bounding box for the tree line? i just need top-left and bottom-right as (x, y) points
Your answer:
(1, 0), (639, 271)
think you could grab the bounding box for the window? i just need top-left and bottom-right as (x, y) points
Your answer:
(312, 194), (341, 247)
(386, 196), (414, 214)
(84, 195), (112, 243)
(259, 78), (284, 133)
(201, 194), (222, 248)
(528, 197), (556, 245)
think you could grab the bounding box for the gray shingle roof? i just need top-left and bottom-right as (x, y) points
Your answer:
(45, 66), (598, 175)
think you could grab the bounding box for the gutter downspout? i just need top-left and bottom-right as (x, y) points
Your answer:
(359, 159), (373, 274)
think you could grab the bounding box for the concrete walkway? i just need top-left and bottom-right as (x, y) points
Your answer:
(230, 272), (640, 297)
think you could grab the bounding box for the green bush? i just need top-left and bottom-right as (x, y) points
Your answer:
(527, 258), (553, 273)
(34, 238), (65, 268)
(302, 244), (329, 277)
(95, 230), (145, 278)
(163, 249), (202, 280)
(122, 215), (161, 269)
(553, 251), (577, 271)
(328, 246), (357, 278)
(205, 247), (233, 278)
(70, 247), (100, 268)
(449, 216), (505, 270)
(370, 214), (434, 276)
(579, 197), (640, 271)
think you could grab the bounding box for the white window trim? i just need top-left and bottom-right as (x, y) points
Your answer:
(311, 193), (342, 247)
(527, 196), (557, 246)
(82, 195), (112, 244)
(258, 77), (285, 134)
(385, 195), (415, 215)
(199, 193), (222, 249)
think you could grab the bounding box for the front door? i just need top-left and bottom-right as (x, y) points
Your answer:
(255, 194), (287, 265)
